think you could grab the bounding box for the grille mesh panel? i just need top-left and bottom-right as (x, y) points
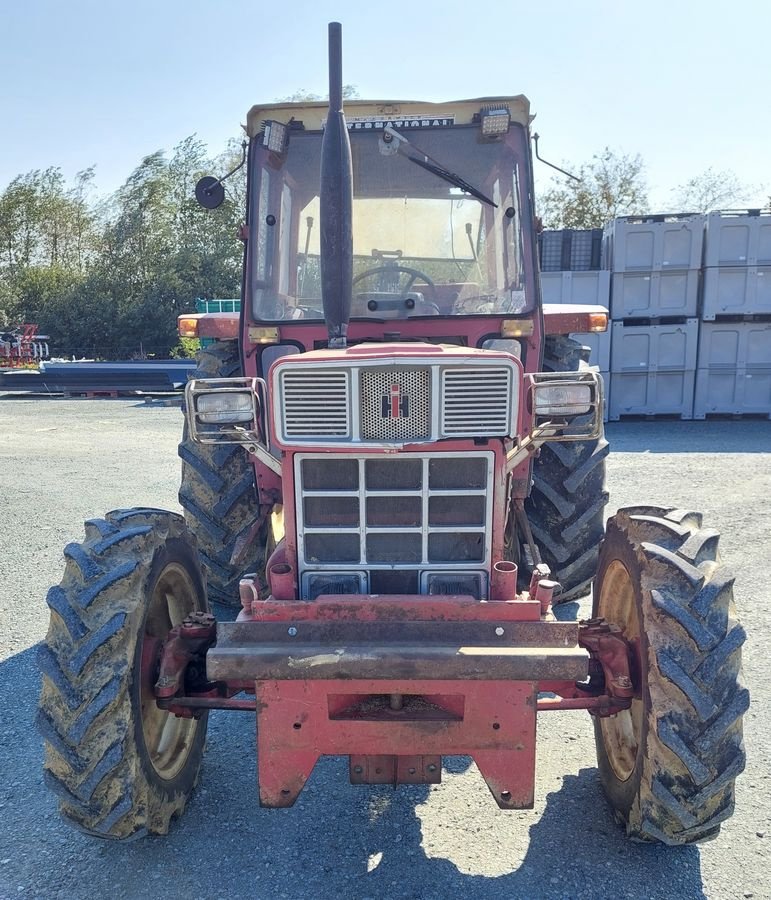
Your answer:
(281, 370), (349, 438)
(360, 368), (430, 441)
(278, 360), (515, 442)
(296, 452), (493, 597)
(441, 367), (512, 435)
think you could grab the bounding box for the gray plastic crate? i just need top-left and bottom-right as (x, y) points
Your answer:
(570, 330), (611, 372)
(605, 214), (704, 273)
(608, 370), (695, 420)
(540, 271), (611, 306)
(697, 321), (771, 369)
(610, 270), (699, 319)
(611, 319), (699, 373)
(701, 266), (771, 319)
(569, 229), (604, 271)
(704, 210), (771, 267)
(538, 229), (603, 271)
(693, 367), (771, 418)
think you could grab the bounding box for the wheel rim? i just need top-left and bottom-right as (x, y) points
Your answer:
(597, 559), (644, 782)
(140, 562), (201, 781)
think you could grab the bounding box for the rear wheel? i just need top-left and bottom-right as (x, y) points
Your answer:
(37, 509), (208, 840)
(524, 335), (608, 602)
(593, 506), (747, 844)
(178, 341), (269, 606)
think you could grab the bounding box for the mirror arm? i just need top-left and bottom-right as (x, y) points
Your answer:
(213, 140), (248, 190)
(532, 133), (581, 182)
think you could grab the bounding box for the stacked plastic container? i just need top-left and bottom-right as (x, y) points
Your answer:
(195, 298), (241, 348)
(604, 214), (704, 419)
(695, 211), (771, 418)
(694, 320), (771, 418)
(196, 298), (241, 314)
(538, 228), (603, 274)
(538, 229), (611, 419)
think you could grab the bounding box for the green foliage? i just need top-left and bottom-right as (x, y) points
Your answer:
(538, 148), (649, 229)
(670, 167), (750, 213)
(170, 336), (201, 359)
(277, 85), (360, 102)
(0, 137), (243, 358)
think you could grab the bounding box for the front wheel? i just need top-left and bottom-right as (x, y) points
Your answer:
(593, 506), (747, 844)
(37, 509), (208, 840)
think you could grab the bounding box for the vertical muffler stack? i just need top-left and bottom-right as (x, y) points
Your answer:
(320, 22), (353, 349)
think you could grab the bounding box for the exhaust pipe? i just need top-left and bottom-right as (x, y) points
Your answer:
(320, 21), (353, 349)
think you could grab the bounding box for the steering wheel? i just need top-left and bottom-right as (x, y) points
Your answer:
(352, 265), (440, 314)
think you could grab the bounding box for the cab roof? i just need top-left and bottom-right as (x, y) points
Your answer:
(245, 96), (532, 138)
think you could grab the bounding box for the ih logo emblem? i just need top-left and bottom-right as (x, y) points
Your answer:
(382, 384), (409, 418)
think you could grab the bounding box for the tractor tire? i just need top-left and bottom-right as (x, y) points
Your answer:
(593, 506), (747, 845)
(178, 341), (268, 607)
(37, 509), (209, 840)
(524, 335), (608, 602)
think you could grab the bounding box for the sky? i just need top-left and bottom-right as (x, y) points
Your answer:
(1, 0), (769, 210)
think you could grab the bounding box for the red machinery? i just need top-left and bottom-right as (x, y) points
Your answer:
(38, 23), (746, 845)
(0, 323), (49, 367)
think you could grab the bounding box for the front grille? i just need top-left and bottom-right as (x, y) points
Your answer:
(360, 368), (430, 441)
(274, 357), (518, 444)
(441, 367), (513, 436)
(281, 370), (349, 438)
(296, 452), (493, 598)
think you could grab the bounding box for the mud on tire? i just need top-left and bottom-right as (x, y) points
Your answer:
(593, 506), (748, 844)
(524, 335), (609, 602)
(178, 341), (269, 606)
(37, 509), (208, 840)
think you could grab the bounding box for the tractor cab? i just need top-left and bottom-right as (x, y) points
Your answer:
(244, 98), (536, 330)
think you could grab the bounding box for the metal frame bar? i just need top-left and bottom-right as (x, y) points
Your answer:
(254, 678), (538, 808)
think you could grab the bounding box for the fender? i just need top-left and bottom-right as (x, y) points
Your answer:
(542, 302), (608, 336)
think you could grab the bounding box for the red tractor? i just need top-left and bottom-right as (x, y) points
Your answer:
(38, 24), (746, 844)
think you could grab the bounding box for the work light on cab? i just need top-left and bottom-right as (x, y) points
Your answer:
(480, 107), (511, 137)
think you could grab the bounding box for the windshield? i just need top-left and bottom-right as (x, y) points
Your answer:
(248, 123), (534, 322)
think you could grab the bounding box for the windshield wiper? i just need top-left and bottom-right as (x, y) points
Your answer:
(384, 126), (498, 208)
(406, 155), (498, 208)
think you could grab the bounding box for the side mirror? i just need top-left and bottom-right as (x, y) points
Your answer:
(195, 176), (226, 210)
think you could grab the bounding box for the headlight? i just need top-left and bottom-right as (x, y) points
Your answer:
(196, 391), (254, 424)
(534, 384), (592, 417)
(481, 338), (522, 359)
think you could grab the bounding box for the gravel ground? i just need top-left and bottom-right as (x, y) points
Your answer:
(0, 397), (769, 900)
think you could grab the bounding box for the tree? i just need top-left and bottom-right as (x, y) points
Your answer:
(670, 167), (750, 213)
(538, 148), (649, 229)
(277, 85), (360, 102)
(88, 137), (244, 357)
(0, 167), (98, 272)
(0, 129), (254, 359)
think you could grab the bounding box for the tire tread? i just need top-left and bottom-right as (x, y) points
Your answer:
(38, 510), (207, 839)
(595, 506), (746, 845)
(523, 336), (608, 601)
(177, 342), (268, 605)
